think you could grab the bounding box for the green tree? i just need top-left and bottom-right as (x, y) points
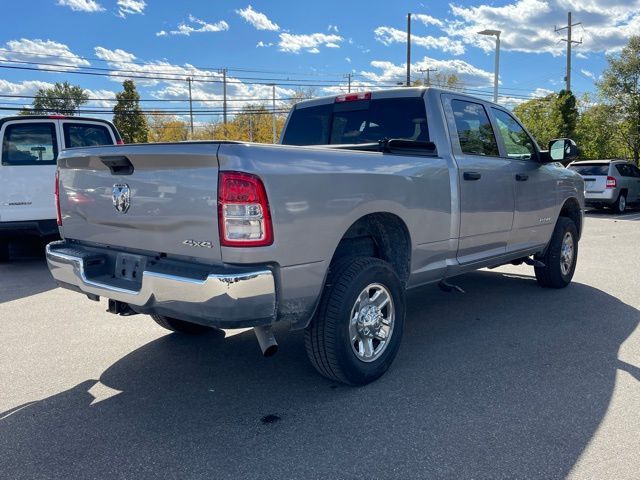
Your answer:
(555, 89), (578, 139)
(26, 81), (88, 115)
(598, 36), (640, 164)
(113, 80), (148, 144)
(575, 95), (626, 159)
(513, 94), (562, 147)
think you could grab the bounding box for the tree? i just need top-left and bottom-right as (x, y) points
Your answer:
(27, 81), (88, 115)
(147, 113), (188, 142)
(513, 94), (562, 148)
(555, 89), (578, 139)
(598, 36), (640, 164)
(575, 95), (627, 160)
(113, 80), (148, 144)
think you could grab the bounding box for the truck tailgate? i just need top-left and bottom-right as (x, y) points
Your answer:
(57, 143), (222, 263)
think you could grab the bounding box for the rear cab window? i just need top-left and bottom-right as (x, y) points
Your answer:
(282, 96), (429, 145)
(62, 122), (114, 148)
(1, 122), (58, 166)
(568, 163), (610, 176)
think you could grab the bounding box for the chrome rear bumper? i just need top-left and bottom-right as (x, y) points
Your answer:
(46, 241), (277, 328)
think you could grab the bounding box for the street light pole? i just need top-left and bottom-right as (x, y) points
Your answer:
(478, 29), (501, 103)
(406, 13), (411, 87)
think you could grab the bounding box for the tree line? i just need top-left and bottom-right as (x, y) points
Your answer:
(17, 36), (640, 164)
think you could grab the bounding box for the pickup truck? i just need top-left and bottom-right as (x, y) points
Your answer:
(46, 87), (584, 385)
(0, 115), (121, 260)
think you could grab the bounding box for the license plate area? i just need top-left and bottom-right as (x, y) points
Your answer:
(115, 253), (146, 282)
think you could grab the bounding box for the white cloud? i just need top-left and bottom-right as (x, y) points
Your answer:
(83, 88), (117, 108)
(360, 57), (494, 88)
(161, 15), (229, 36)
(374, 26), (465, 55)
(236, 5), (280, 31)
(57, 0), (104, 12)
(0, 38), (90, 71)
(581, 69), (596, 81)
(278, 32), (343, 53)
(117, 0), (146, 17)
(345, 57), (351, 63)
(328, 24), (339, 33)
(256, 41), (273, 48)
(95, 46), (136, 63)
(413, 14), (443, 28)
(447, 0), (640, 55)
(531, 87), (555, 98)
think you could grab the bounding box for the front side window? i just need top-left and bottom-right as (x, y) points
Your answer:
(451, 100), (499, 156)
(1, 123), (57, 166)
(492, 109), (537, 160)
(63, 123), (112, 148)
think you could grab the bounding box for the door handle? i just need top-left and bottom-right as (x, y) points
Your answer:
(463, 172), (482, 181)
(515, 174), (529, 182)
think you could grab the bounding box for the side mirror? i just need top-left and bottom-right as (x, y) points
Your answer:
(547, 138), (579, 164)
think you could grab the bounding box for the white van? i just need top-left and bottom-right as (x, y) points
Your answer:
(0, 115), (121, 260)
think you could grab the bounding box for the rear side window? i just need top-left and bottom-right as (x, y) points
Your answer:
(569, 164), (609, 176)
(1, 122), (58, 166)
(451, 100), (499, 157)
(63, 123), (112, 148)
(282, 97), (429, 145)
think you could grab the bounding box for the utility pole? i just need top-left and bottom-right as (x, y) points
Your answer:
(418, 67), (437, 86)
(219, 68), (228, 125)
(271, 84), (276, 144)
(187, 77), (194, 138)
(249, 115), (254, 142)
(555, 12), (582, 92)
(406, 13), (411, 86)
(344, 73), (352, 92)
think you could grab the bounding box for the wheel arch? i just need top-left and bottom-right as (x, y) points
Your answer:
(558, 197), (583, 239)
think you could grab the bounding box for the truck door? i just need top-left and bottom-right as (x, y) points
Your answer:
(0, 119), (59, 223)
(445, 97), (515, 264)
(489, 108), (557, 252)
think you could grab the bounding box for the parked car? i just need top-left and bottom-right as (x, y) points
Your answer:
(0, 115), (121, 260)
(568, 159), (640, 213)
(46, 87), (584, 385)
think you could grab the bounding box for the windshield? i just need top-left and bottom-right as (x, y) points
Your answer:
(282, 97), (429, 146)
(569, 164), (609, 176)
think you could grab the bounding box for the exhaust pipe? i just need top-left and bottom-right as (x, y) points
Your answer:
(254, 326), (278, 357)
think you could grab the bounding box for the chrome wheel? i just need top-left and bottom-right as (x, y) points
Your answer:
(349, 283), (395, 363)
(560, 232), (574, 276)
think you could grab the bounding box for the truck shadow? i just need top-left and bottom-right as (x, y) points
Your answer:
(0, 241), (56, 303)
(1, 271), (638, 479)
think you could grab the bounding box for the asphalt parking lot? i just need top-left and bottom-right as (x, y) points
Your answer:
(1, 211), (639, 480)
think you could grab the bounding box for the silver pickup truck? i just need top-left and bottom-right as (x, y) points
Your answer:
(47, 87), (584, 385)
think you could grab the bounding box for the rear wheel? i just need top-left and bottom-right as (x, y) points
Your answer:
(151, 314), (213, 334)
(304, 257), (405, 385)
(534, 217), (578, 288)
(613, 192), (627, 214)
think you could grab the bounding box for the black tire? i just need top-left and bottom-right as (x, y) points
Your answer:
(151, 314), (213, 334)
(613, 192), (627, 214)
(534, 217), (578, 288)
(304, 257), (405, 386)
(0, 240), (10, 262)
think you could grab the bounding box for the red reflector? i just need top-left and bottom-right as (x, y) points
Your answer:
(48, 115), (66, 119)
(606, 176), (617, 188)
(218, 172), (273, 247)
(55, 169), (62, 227)
(335, 92), (371, 103)
(116, 139), (124, 145)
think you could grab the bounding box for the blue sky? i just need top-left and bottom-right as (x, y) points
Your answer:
(0, 0), (636, 122)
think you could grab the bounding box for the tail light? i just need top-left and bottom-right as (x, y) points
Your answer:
(606, 176), (617, 188)
(218, 172), (273, 247)
(55, 169), (62, 226)
(335, 92), (371, 103)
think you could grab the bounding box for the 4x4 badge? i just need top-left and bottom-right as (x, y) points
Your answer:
(112, 184), (131, 214)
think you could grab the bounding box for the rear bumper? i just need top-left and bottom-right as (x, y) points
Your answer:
(46, 241), (277, 328)
(585, 189), (616, 205)
(0, 219), (59, 239)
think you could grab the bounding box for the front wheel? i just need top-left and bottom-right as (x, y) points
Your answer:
(534, 217), (578, 288)
(304, 257), (406, 385)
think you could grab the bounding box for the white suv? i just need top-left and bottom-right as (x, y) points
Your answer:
(0, 115), (121, 260)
